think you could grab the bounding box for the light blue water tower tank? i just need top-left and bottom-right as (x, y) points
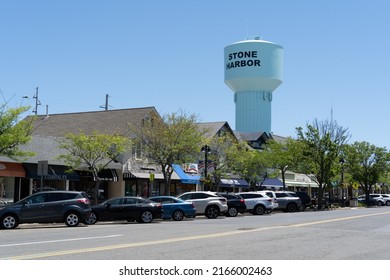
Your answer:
(224, 37), (284, 133)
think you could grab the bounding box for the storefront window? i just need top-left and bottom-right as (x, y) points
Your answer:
(125, 181), (136, 196)
(32, 179), (66, 192)
(1, 177), (16, 203)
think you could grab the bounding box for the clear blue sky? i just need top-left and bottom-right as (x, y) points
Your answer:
(1, 0), (389, 148)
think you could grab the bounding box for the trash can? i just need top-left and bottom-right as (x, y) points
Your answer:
(350, 198), (358, 207)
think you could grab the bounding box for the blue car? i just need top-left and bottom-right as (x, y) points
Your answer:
(149, 196), (196, 221)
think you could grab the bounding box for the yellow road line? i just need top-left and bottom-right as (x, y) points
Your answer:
(6, 211), (390, 260)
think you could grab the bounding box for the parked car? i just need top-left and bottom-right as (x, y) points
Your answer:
(257, 190), (279, 209)
(148, 196), (196, 221)
(86, 196), (163, 224)
(216, 192), (247, 217)
(380, 194), (390, 206)
(284, 191), (312, 211)
(177, 191), (228, 219)
(0, 191), (92, 229)
(358, 194), (386, 206)
(236, 192), (273, 215)
(274, 191), (302, 212)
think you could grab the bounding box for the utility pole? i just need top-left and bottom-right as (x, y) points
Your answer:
(100, 94), (110, 110)
(32, 87), (41, 115)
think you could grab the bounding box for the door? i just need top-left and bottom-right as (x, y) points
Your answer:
(98, 198), (125, 221)
(18, 193), (49, 223)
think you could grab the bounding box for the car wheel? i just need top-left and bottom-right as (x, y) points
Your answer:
(226, 207), (238, 217)
(377, 201), (384, 206)
(85, 212), (97, 225)
(253, 205), (265, 215)
(299, 204), (306, 212)
(287, 203), (298, 212)
(65, 212), (80, 227)
(205, 206), (220, 219)
(172, 210), (184, 221)
(139, 211), (153, 223)
(386, 201), (390, 206)
(1, 214), (19, 229)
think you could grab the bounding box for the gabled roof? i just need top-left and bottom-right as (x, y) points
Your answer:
(234, 131), (269, 142)
(25, 107), (159, 137)
(196, 121), (235, 139)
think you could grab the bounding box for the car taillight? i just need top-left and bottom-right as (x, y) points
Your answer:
(240, 199), (245, 203)
(77, 198), (90, 205)
(267, 199), (272, 202)
(191, 202), (195, 208)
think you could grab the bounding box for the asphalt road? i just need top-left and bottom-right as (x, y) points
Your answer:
(2, 207), (390, 260)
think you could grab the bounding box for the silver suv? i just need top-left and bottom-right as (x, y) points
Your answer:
(274, 191), (302, 212)
(358, 194), (386, 206)
(236, 192), (273, 215)
(177, 191), (228, 219)
(257, 190), (279, 209)
(380, 194), (390, 206)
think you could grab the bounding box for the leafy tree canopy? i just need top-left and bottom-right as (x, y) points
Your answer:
(344, 141), (390, 199)
(295, 119), (350, 208)
(0, 104), (34, 160)
(58, 131), (132, 175)
(130, 110), (207, 193)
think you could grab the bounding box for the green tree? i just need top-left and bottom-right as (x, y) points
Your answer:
(262, 137), (301, 190)
(204, 132), (238, 191)
(0, 104), (34, 159)
(344, 141), (390, 204)
(130, 110), (207, 195)
(228, 142), (268, 189)
(295, 119), (349, 209)
(57, 131), (132, 204)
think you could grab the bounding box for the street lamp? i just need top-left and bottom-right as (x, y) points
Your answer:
(340, 158), (345, 207)
(201, 145), (211, 191)
(282, 165), (289, 191)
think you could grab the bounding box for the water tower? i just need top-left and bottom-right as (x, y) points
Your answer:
(224, 37), (284, 133)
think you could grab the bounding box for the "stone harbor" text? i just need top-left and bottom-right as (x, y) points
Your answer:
(226, 51), (261, 69)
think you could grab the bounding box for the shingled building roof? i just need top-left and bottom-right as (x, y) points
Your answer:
(196, 121), (235, 139)
(25, 107), (159, 137)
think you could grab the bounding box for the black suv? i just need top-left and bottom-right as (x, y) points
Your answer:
(287, 191), (312, 211)
(217, 193), (247, 217)
(0, 191), (92, 229)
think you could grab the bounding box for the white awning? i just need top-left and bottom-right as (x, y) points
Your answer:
(123, 172), (180, 180)
(284, 180), (319, 188)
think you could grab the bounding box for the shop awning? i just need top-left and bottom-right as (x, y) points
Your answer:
(284, 180), (319, 188)
(78, 169), (118, 181)
(96, 169), (118, 181)
(172, 164), (200, 184)
(123, 171), (180, 180)
(219, 178), (250, 188)
(258, 178), (283, 189)
(0, 162), (26, 177)
(23, 163), (79, 181)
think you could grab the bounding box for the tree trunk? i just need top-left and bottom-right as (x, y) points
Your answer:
(317, 183), (324, 209)
(94, 180), (100, 205)
(282, 171), (286, 191)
